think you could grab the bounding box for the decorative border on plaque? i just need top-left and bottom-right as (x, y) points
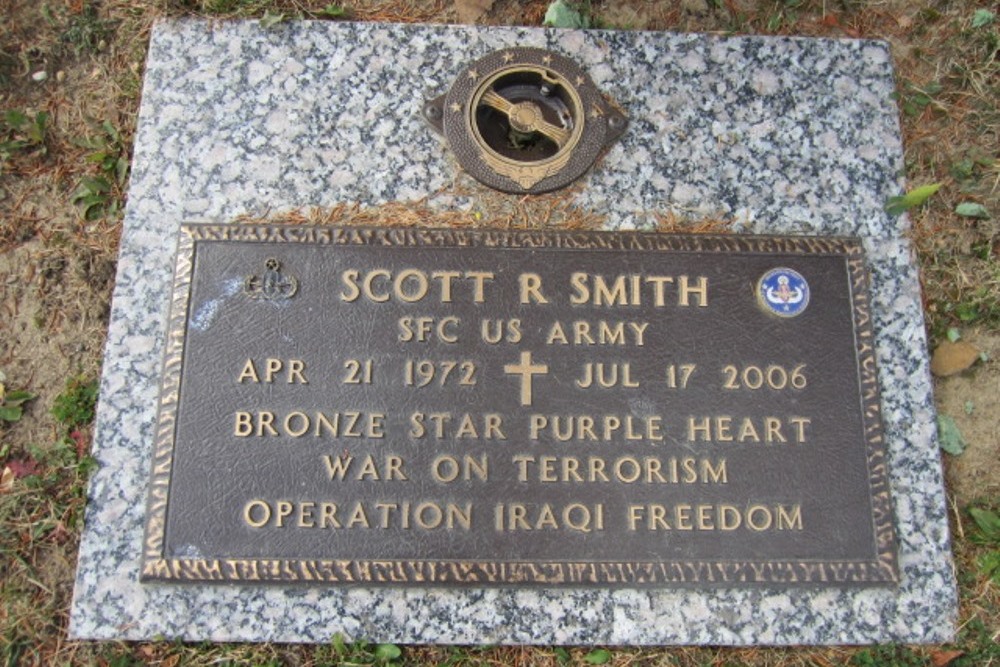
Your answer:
(141, 225), (898, 586)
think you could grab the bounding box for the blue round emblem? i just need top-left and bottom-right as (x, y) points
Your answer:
(757, 268), (810, 318)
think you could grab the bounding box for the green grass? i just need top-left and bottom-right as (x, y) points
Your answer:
(70, 120), (130, 221)
(851, 644), (926, 667)
(61, 2), (117, 55)
(0, 442), (95, 665)
(50, 376), (99, 430)
(0, 109), (48, 168)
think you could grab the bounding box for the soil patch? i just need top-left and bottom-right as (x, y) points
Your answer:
(937, 328), (1000, 506)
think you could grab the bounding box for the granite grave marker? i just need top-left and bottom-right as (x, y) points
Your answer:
(70, 20), (956, 644)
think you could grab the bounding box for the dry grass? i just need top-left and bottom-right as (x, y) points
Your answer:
(0, 0), (997, 665)
(233, 181), (608, 232)
(889, 3), (1000, 336)
(654, 211), (732, 235)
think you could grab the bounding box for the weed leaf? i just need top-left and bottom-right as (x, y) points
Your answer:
(968, 507), (1000, 542)
(955, 202), (990, 218)
(7, 458), (41, 478)
(319, 4), (347, 18)
(78, 175), (110, 194)
(2, 110), (48, 158)
(260, 11), (285, 28)
(584, 649), (612, 664)
(374, 643), (401, 661)
(4, 110), (28, 127)
(930, 650), (964, 667)
(26, 112), (47, 143)
(115, 157), (129, 187)
(936, 415), (966, 455)
(979, 552), (1000, 585)
(971, 9), (995, 28)
(0, 405), (23, 422)
(885, 183), (942, 216)
(4, 390), (34, 406)
(101, 120), (121, 143)
(544, 0), (590, 28)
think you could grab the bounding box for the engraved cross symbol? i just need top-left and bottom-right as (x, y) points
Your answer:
(504, 351), (549, 407)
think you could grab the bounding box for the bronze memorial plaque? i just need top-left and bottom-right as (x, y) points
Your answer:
(141, 225), (897, 587)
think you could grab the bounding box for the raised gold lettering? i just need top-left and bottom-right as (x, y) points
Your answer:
(576, 362), (640, 389)
(242, 500), (473, 530)
(341, 269), (494, 303)
(678, 275), (708, 307)
(528, 414), (663, 441)
(481, 318), (522, 344)
(244, 499), (270, 528)
(431, 454), (489, 482)
(322, 454), (408, 481)
(519, 273), (548, 304)
(237, 359), (259, 383)
(494, 502), (603, 532)
(512, 455), (726, 484)
(431, 270), (461, 302)
(569, 273), (709, 306)
(409, 412), (505, 439)
(234, 410), (385, 438)
(628, 503), (802, 532)
(687, 416), (810, 444)
(236, 358), (308, 384)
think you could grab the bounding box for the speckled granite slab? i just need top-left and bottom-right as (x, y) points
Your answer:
(69, 19), (956, 644)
